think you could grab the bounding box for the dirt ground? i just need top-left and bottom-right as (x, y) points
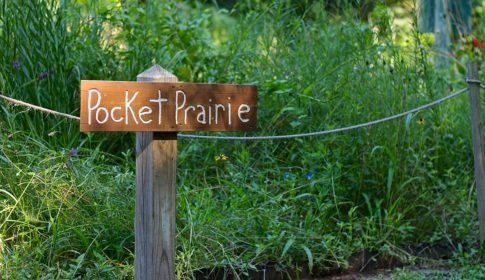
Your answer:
(317, 267), (453, 279)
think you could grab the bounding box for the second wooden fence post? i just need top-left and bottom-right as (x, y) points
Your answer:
(467, 61), (485, 244)
(136, 65), (178, 280)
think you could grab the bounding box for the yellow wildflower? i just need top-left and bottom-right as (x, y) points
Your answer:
(215, 154), (229, 161)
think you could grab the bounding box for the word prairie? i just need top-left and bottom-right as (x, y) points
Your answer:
(80, 80), (257, 132)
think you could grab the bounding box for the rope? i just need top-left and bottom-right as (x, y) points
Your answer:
(466, 78), (481, 84)
(466, 78), (485, 90)
(178, 87), (468, 140)
(0, 87), (473, 140)
(465, 78), (484, 89)
(0, 93), (80, 121)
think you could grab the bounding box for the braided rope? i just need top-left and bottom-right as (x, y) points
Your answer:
(0, 93), (80, 120)
(0, 86), (474, 140)
(178, 87), (468, 140)
(466, 78), (481, 84)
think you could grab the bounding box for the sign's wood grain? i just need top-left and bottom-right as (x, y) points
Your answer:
(80, 80), (257, 132)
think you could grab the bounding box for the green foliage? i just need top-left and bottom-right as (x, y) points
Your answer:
(0, 129), (135, 278)
(0, 0), (482, 278)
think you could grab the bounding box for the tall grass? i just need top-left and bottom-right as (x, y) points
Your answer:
(0, 0), (482, 278)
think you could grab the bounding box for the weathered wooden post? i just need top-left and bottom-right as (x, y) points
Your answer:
(467, 61), (485, 244)
(136, 66), (178, 280)
(79, 65), (257, 279)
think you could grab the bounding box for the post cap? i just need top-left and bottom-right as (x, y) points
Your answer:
(137, 65), (178, 82)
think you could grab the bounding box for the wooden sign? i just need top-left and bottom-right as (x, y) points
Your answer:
(80, 66), (258, 280)
(80, 80), (257, 132)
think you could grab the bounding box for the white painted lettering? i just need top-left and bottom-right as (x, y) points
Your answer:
(175, 90), (186, 125)
(96, 107), (109, 124)
(227, 98), (232, 126)
(208, 104), (212, 125)
(125, 91), (139, 125)
(111, 107), (123, 122)
(196, 105), (206, 124)
(85, 87), (252, 128)
(88, 89), (101, 125)
(149, 90), (168, 124)
(238, 104), (251, 123)
(214, 104), (225, 125)
(184, 106), (195, 125)
(139, 106), (152, 124)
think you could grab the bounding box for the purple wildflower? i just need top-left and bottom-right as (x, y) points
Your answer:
(69, 148), (78, 156)
(13, 60), (21, 70)
(37, 71), (49, 80)
(175, 2), (182, 8)
(306, 173), (314, 180)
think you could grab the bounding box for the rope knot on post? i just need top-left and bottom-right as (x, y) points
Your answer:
(466, 78), (481, 84)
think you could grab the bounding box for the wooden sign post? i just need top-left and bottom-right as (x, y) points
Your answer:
(80, 65), (257, 279)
